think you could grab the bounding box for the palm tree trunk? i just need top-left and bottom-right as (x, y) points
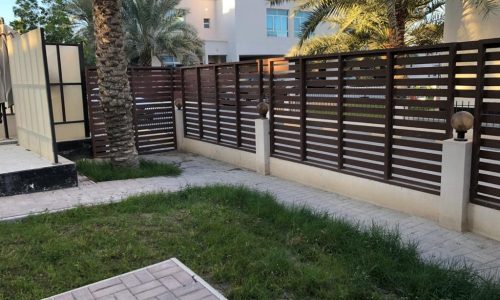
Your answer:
(93, 0), (139, 167)
(388, 0), (407, 48)
(138, 47), (152, 66)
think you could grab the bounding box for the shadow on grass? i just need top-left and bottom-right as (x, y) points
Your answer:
(0, 185), (499, 299)
(76, 159), (182, 182)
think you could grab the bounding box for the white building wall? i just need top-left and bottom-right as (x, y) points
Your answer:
(444, 0), (500, 42)
(179, 0), (332, 63)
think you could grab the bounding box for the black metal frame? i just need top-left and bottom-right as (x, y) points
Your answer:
(40, 29), (59, 163)
(45, 42), (90, 138)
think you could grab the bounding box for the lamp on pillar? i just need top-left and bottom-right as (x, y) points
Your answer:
(256, 102), (268, 119)
(174, 98), (183, 110)
(451, 111), (474, 141)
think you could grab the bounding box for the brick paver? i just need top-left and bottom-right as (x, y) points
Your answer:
(2, 152), (500, 279)
(45, 258), (226, 300)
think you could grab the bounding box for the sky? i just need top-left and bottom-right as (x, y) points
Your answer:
(0, 0), (18, 25)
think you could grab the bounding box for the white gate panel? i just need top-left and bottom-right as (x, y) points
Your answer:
(6, 29), (57, 163)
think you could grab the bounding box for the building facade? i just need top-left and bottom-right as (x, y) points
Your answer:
(444, 0), (500, 42)
(172, 0), (331, 64)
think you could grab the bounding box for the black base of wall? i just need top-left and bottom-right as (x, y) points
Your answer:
(0, 163), (78, 197)
(57, 139), (92, 160)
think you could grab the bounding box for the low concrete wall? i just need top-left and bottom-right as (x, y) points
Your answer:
(468, 203), (500, 241)
(270, 157), (440, 221)
(180, 137), (257, 172)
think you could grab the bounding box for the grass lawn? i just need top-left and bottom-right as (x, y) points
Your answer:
(1, 186), (499, 299)
(76, 159), (182, 182)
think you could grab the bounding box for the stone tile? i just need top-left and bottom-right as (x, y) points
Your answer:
(120, 273), (141, 288)
(172, 271), (195, 285)
(134, 269), (156, 283)
(130, 280), (162, 294)
(148, 261), (177, 274)
(53, 292), (75, 300)
(71, 287), (93, 300)
(172, 283), (204, 297)
(92, 283), (127, 298)
(88, 278), (122, 293)
(136, 286), (169, 300)
(152, 266), (183, 279)
(179, 288), (212, 300)
(156, 291), (177, 300)
(114, 289), (136, 300)
(159, 276), (183, 290)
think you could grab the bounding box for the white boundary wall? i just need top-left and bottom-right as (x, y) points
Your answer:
(7, 29), (56, 163)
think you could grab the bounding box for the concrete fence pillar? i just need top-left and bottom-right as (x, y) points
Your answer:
(255, 118), (270, 175)
(175, 109), (184, 151)
(439, 139), (473, 231)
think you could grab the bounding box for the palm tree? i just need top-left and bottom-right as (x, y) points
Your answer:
(93, 0), (138, 167)
(70, 0), (203, 66)
(270, 0), (498, 52)
(123, 0), (203, 66)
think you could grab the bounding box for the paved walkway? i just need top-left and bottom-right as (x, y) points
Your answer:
(2, 152), (500, 279)
(45, 258), (226, 300)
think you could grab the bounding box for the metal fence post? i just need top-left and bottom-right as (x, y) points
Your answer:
(299, 58), (307, 161)
(384, 51), (394, 180)
(337, 55), (344, 170)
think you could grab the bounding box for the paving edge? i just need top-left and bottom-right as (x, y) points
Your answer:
(43, 257), (227, 300)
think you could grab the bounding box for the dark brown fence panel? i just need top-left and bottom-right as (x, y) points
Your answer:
(181, 62), (261, 152)
(269, 59), (301, 160)
(131, 68), (176, 155)
(86, 69), (109, 158)
(390, 47), (454, 194)
(471, 40), (500, 209)
(87, 67), (176, 158)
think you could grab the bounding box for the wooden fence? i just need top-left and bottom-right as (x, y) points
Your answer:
(87, 67), (176, 158)
(470, 40), (500, 209)
(178, 38), (500, 207)
(180, 61), (264, 152)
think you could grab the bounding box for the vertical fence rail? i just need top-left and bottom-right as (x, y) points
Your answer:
(470, 42), (486, 202)
(384, 52), (394, 180)
(337, 55), (345, 170)
(196, 67), (203, 139)
(299, 58), (307, 161)
(269, 60), (276, 155)
(181, 68), (187, 137)
(234, 64), (241, 147)
(214, 65), (221, 143)
(446, 44), (458, 138)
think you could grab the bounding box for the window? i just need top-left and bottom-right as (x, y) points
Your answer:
(294, 11), (311, 37)
(159, 55), (181, 67)
(204, 18), (210, 28)
(208, 55), (227, 64)
(267, 9), (288, 37)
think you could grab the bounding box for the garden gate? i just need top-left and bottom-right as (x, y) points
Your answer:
(87, 67), (177, 158)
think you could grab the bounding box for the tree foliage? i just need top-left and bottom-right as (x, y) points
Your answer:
(10, 0), (78, 43)
(66, 0), (203, 66)
(270, 0), (498, 55)
(123, 0), (203, 66)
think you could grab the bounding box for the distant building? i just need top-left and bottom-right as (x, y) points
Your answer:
(155, 0), (332, 66)
(444, 0), (500, 42)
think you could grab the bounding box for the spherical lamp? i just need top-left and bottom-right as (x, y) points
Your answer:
(451, 111), (474, 141)
(174, 98), (183, 110)
(256, 102), (269, 119)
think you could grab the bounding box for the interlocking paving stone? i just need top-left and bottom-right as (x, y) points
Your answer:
(3, 152), (500, 280)
(45, 258), (226, 300)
